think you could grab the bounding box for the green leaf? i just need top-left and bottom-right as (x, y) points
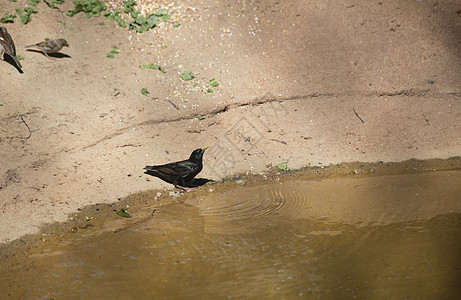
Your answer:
(24, 7), (38, 14)
(139, 64), (166, 73)
(17, 14), (31, 25)
(17, 55), (24, 60)
(59, 20), (66, 27)
(130, 10), (139, 19)
(161, 14), (170, 22)
(44, 0), (64, 9)
(15, 8), (36, 25)
(0, 13), (16, 23)
(207, 89), (213, 93)
(106, 48), (120, 58)
(67, 0), (106, 18)
(160, 45), (167, 49)
(173, 23), (181, 28)
(145, 18), (155, 28)
(180, 70), (194, 81)
(116, 208), (131, 218)
(113, 14), (126, 27)
(148, 9), (169, 23)
(30, 0), (40, 7)
(141, 88), (149, 96)
(0, 104), (3, 106)
(148, 15), (159, 25)
(123, 0), (136, 14)
(135, 15), (144, 25)
(105, 11), (126, 27)
(128, 22), (137, 31)
(98, 22), (104, 25)
(277, 161), (288, 171)
(197, 115), (205, 120)
(209, 78), (219, 87)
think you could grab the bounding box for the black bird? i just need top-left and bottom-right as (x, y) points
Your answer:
(144, 147), (208, 191)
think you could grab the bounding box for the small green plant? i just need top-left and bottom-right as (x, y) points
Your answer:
(123, 0), (136, 14)
(277, 161), (288, 171)
(44, 0), (64, 9)
(173, 23), (181, 28)
(209, 78), (219, 87)
(116, 208), (131, 218)
(123, 1), (170, 33)
(30, 0), (40, 7)
(153, 9), (170, 22)
(139, 64), (166, 73)
(0, 13), (16, 23)
(96, 0), (171, 33)
(58, 20), (66, 27)
(106, 48), (121, 58)
(17, 55), (24, 60)
(141, 88), (149, 96)
(180, 70), (194, 81)
(15, 7), (38, 25)
(128, 12), (159, 33)
(67, 0), (106, 18)
(197, 115), (205, 120)
(104, 10), (126, 28)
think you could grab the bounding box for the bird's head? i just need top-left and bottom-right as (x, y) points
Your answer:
(57, 38), (69, 48)
(189, 147), (209, 163)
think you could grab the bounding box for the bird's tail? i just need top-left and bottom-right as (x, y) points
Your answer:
(144, 166), (157, 171)
(13, 56), (22, 69)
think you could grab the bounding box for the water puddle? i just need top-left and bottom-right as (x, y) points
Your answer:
(1, 163), (461, 298)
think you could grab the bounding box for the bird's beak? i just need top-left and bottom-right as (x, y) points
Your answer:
(204, 146), (210, 151)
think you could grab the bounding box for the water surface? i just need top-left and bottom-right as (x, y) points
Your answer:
(2, 170), (461, 299)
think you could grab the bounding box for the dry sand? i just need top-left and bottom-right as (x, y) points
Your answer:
(1, 0), (460, 243)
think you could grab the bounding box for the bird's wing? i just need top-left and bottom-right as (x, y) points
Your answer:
(145, 160), (196, 178)
(46, 40), (59, 50)
(0, 28), (16, 55)
(26, 41), (46, 48)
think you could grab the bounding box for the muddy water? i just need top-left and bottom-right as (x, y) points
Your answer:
(2, 169), (461, 299)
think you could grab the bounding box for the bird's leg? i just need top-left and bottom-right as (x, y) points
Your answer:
(174, 184), (194, 192)
(42, 51), (54, 60)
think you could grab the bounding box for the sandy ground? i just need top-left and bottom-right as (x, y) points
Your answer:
(1, 0), (460, 244)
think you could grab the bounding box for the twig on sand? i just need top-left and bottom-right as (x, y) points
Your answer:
(167, 99), (180, 110)
(20, 115), (32, 140)
(113, 209), (157, 233)
(270, 138), (287, 145)
(353, 108), (365, 123)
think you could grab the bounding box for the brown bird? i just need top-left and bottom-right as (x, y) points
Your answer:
(26, 38), (69, 58)
(0, 27), (22, 69)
